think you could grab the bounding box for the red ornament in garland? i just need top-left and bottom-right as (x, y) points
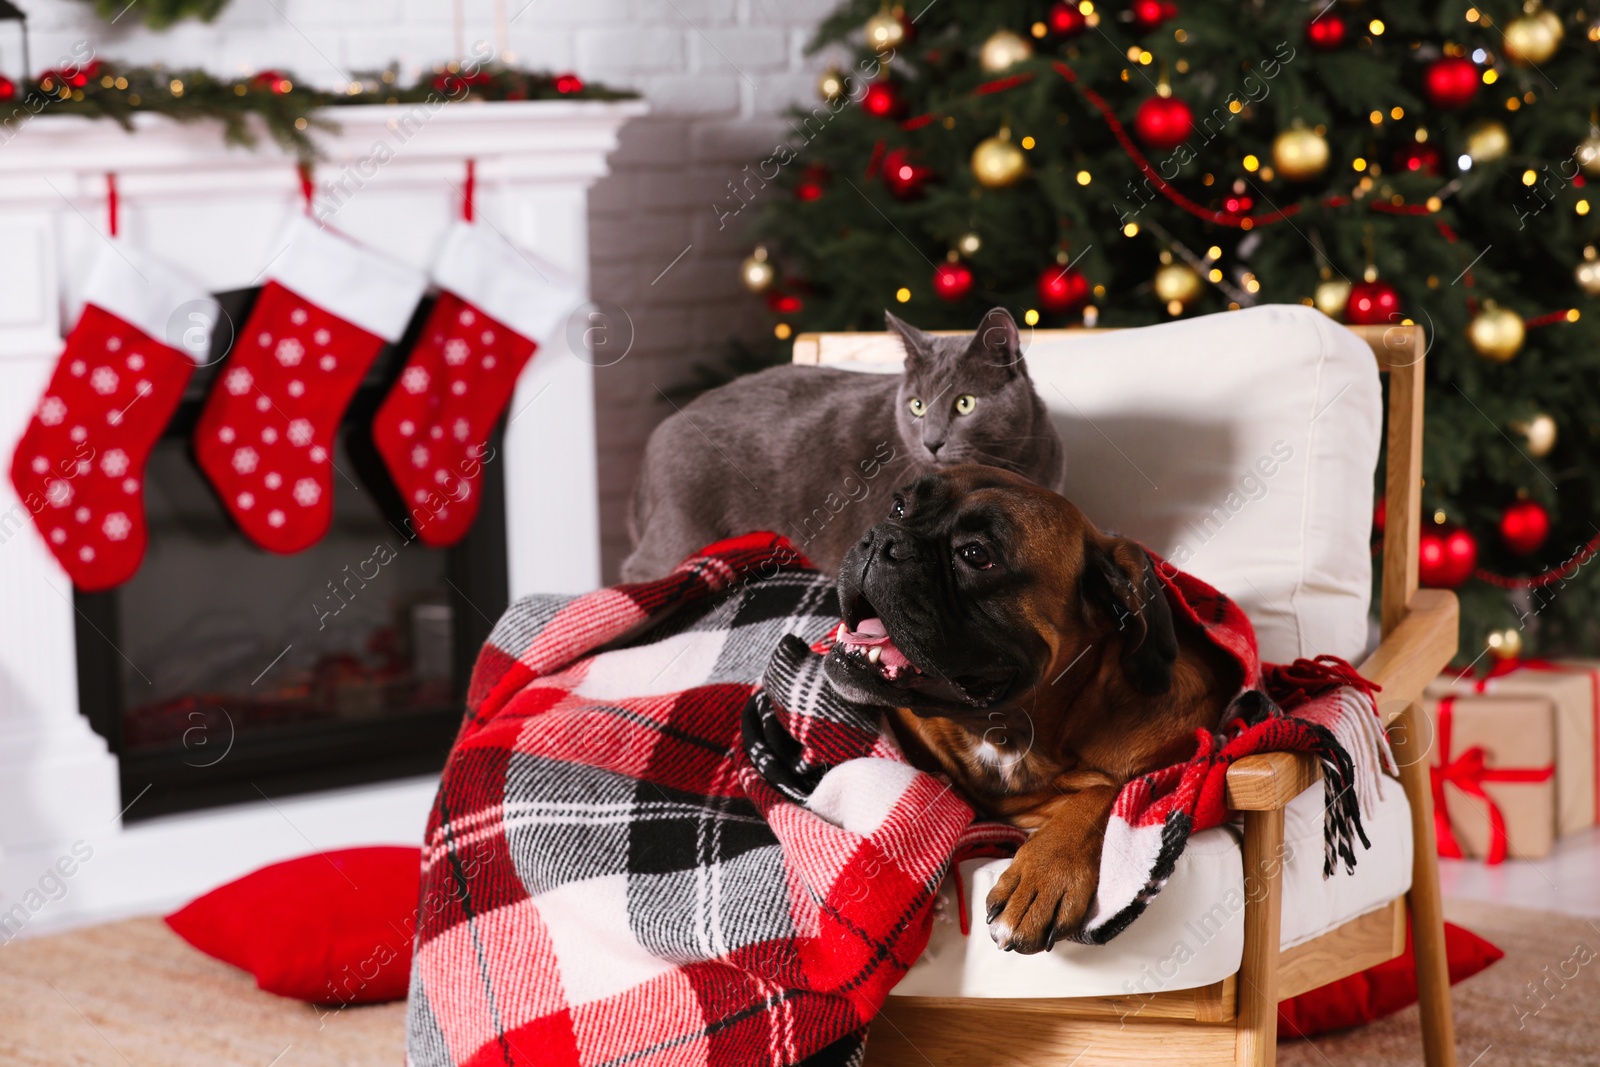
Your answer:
(1037, 264), (1091, 312)
(1306, 14), (1347, 50)
(553, 73), (585, 94)
(1394, 142), (1442, 176)
(766, 290), (803, 315)
(1133, 96), (1193, 152)
(1423, 57), (1480, 110)
(0, 76), (15, 102)
(1419, 523), (1479, 588)
(933, 260), (975, 301)
(882, 148), (933, 199)
(1345, 280), (1400, 325)
(1048, 1), (1087, 36)
(1131, 0), (1177, 32)
(252, 70), (295, 94)
(861, 81), (902, 119)
(1499, 500), (1551, 555)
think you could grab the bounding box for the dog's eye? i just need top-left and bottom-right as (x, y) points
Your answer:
(908, 397), (926, 417)
(955, 394), (977, 415)
(957, 542), (993, 569)
(890, 496), (906, 518)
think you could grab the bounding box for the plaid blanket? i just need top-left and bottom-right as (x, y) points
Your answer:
(407, 534), (1385, 1066)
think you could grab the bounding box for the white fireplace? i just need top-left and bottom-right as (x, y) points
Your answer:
(0, 97), (644, 934)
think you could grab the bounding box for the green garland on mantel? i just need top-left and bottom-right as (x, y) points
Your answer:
(74, 0), (232, 30)
(0, 60), (637, 158)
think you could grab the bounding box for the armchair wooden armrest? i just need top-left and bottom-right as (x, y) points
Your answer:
(1224, 589), (1460, 813)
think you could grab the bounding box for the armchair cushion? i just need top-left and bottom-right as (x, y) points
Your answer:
(891, 777), (1412, 999)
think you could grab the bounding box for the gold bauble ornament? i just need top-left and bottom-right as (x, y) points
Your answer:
(1468, 302), (1525, 362)
(1514, 413), (1559, 457)
(956, 231), (982, 256)
(971, 129), (1028, 188)
(864, 9), (907, 52)
(1314, 278), (1353, 318)
(1577, 131), (1600, 178)
(818, 66), (846, 103)
(1465, 119), (1511, 164)
(979, 29), (1033, 72)
(1487, 627), (1524, 660)
(1272, 126), (1330, 182)
(740, 246), (775, 293)
(1577, 246), (1600, 297)
(1154, 261), (1202, 313)
(1503, 9), (1564, 66)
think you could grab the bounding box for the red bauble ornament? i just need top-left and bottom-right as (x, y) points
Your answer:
(882, 148), (933, 199)
(1423, 57), (1480, 110)
(1306, 14), (1347, 50)
(1419, 523), (1479, 588)
(0, 76), (15, 102)
(1373, 498), (1387, 535)
(1048, 1), (1087, 35)
(1345, 280), (1401, 325)
(933, 261), (975, 301)
(1499, 500), (1551, 555)
(252, 70), (294, 94)
(1131, 0), (1177, 32)
(553, 73), (584, 94)
(795, 163), (828, 202)
(1037, 264), (1091, 312)
(1223, 192), (1254, 214)
(1394, 142), (1442, 176)
(766, 290), (803, 314)
(861, 81), (902, 118)
(1133, 96), (1194, 152)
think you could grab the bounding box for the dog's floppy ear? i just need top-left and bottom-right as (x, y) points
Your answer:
(885, 310), (933, 370)
(1082, 536), (1178, 695)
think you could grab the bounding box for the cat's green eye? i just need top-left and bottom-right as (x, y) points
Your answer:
(908, 397), (926, 417)
(955, 394), (977, 415)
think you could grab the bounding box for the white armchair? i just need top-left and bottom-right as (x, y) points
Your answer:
(792, 305), (1459, 1067)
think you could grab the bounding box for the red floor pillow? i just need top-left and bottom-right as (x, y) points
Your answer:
(1278, 916), (1503, 1039)
(165, 845), (422, 1005)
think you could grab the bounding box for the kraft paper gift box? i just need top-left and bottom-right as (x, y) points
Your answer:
(1421, 692), (1556, 863)
(1427, 661), (1599, 836)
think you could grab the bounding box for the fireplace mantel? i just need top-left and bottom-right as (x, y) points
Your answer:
(0, 99), (643, 930)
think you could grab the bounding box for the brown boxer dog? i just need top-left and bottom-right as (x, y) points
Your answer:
(822, 465), (1240, 954)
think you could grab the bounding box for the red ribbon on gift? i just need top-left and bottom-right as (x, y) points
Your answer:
(1431, 696), (1555, 865)
(1472, 656), (1600, 819)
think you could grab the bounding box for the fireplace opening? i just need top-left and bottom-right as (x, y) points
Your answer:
(73, 288), (509, 820)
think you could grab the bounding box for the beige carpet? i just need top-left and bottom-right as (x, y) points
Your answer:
(1, 900), (1595, 1065)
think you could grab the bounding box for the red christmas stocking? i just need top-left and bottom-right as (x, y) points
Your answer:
(9, 242), (218, 590)
(194, 217), (425, 553)
(372, 222), (577, 546)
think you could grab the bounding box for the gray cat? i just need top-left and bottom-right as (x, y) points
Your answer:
(620, 307), (1066, 582)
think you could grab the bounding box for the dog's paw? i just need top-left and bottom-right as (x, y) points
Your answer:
(983, 840), (1097, 954)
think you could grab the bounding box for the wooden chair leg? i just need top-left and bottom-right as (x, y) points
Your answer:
(1235, 806), (1285, 1067)
(1391, 701), (1459, 1067)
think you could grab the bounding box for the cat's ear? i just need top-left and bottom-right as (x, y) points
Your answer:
(885, 310), (933, 370)
(970, 307), (1023, 373)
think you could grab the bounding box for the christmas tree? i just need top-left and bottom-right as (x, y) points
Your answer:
(739, 0), (1600, 663)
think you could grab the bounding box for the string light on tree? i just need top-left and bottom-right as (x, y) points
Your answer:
(740, 246), (775, 293)
(1272, 124), (1330, 181)
(1468, 302), (1524, 362)
(956, 231), (982, 255)
(979, 29), (1033, 72)
(1503, 7), (1564, 66)
(971, 126), (1028, 187)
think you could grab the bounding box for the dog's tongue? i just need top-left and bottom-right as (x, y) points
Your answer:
(836, 618), (913, 669)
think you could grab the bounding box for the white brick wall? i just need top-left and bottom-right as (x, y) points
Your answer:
(16, 0), (844, 579)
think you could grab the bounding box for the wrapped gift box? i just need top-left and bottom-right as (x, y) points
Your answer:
(1420, 692), (1556, 863)
(1427, 660), (1599, 836)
